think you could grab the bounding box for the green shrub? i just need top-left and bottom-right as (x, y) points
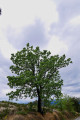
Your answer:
(0, 109), (9, 119)
(51, 95), (75, 112)
(16, 111), (27, 115)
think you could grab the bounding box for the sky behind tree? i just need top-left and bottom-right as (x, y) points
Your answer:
(0, 0), (80, 103)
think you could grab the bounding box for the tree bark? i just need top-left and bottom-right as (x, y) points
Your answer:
(37, 89), (42, 114)
(38, 94), (42, 113)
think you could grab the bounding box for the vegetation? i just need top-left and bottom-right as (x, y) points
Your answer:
(7, 43), (72, 114)
(0, 97), (80, 120)
(50, 95), (80, 114)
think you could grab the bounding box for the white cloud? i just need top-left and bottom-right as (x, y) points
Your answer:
(0, 0), (59, 59)
(62, 85), (79, 97)
(69, 15), (80, 26)
(0, 0), (58, 31)
(0, 30), (17, 59)
(0, 68), (7, 79)
(46, 35), (68, 55)
(2, 87), (37, 103)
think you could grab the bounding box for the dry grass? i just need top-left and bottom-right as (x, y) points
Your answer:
(8, 113), (44, 120)
(6, 110), (76, 120)
(7, 115), (26, 120)
(26, 112), (44, 120)
(0, 101), (77, 120)
(44, 112), (57, 120)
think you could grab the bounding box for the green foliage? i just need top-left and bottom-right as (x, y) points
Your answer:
(28, 102), (35, 111)
(70, 97), (80, 112)
(0, 109), (9, 119)
(7, 43), (72, 112)
(16, 111), (27, 115)
(27, 101), (37, 112)
(51, 95), (80, 113)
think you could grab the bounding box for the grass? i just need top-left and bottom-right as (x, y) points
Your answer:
(0, 100), (79, 120)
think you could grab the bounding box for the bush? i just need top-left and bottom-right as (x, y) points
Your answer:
(16, 111), (27, 115)
(0, 109), (9, 119)
(70, 97), (80, 112)
(51, 95), (75, 112)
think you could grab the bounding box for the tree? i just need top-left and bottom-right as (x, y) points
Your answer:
(53, 95), (75, 112)
(71, 97), (80, 112)
(0, 8), (1, 15)
(7, 43), (72, 114)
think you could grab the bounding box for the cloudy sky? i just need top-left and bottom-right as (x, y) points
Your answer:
(0, 0), (80, 103)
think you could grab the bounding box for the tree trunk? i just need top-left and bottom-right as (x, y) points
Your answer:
(38, 94), (42, 114)
(37, 88), (42, 114)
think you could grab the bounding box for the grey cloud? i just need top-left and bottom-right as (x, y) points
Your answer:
(0, 52), (11, 67)
(58, 0), (80, 23)
(64, 83), (80, 87)
(51, 0), (80, 97)
(62, 85), (80, 95)
(0, 52), (12, 81)
(62, 81), (80, 95)
(7, 19), (48, 49)
(71, 89), (80, 93)
(0, 52), (13, 101)
(57, 0), (80, 21)
(51, 0), (80, 35)
(60, 55), (80, 96)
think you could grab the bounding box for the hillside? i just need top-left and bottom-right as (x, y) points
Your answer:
(0, 101), (79, 120)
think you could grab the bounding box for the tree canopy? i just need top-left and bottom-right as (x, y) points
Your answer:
(7, 43), (72, 113)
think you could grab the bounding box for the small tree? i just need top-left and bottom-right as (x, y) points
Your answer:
(7, 43), (72, 113)
(71, 97), (80, 112)
(53, 95), (75, 112)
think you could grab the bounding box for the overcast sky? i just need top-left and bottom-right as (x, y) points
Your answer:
(0, 0), (80, 103)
